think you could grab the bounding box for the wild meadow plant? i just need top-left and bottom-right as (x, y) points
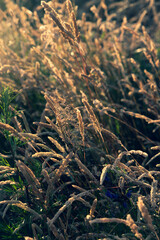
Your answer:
(0, 0), (160, 239)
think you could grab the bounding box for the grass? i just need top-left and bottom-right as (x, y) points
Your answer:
(0, 0), (160, 239)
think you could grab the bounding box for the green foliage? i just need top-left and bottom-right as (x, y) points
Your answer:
(0, 87), (15, 124)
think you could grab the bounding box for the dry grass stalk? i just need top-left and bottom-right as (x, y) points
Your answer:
(81, 91), (103, 141)
(89, 215), (143, 240)
(126, 214), (143, 240)
(148, 120), (160, 124)
(36, 143), (53, 152)
(119, 169), (151, 189)
(76, 108), (85, 145)
(44, 94), (57, 115)
(48, 136), (65, 153)
(150, 180), (158, 208)
(113, 41), (125, 80)
(48, 191), (95, 225)
(121, 110), (152, 123)
(0, 200), (42, 219)
(112, 150), (148, 169)
(72, 184), (88, 192)
(77, 197), (91, 208)
(100, 164), (111, 185)
(137, 196), (159, 239)
(138, 172), (154, 181)
(32, 223), (43, 240)
(112, 151), (127, 169)
(89, 217), (127, 225)
(36, 103), (50, 134)
(45, 116), (62, 136)
(32, 151), (62, 158)
(146, 152), (160, 166)
(66, 0), (80, 42)
(0, 0), (160, 238)
(0, 166), (14, 171)
(0, 122), (24, 140)
(101, 128), (126, 150)
(21, 111), (31, 133)
(24, 237), (34, 240)
(59, 217), (68, 239)
(66, 0), (73, 14)
(0, 180), (16, 186)
(34, 121), (52, 129)
(0, 122), (36, 152)
(89, 198), (97, 218)
(16, 160), (43, 200)
(47, 219), (65, 240)
(41, 169), (51, 185)
(41, 1), (75, 42)
(16, 160), (40, 187)
(72, 185), (96, 198)
(12, 116), (23, 132)
(53, 152), (73, 183)
(71, 10), (80, 43)
(74, 156), (98, 184)
(118, 176), (125, 190)
(20, 133), (42, 142)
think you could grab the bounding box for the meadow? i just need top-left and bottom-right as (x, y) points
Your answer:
(0, 0), (160, 239)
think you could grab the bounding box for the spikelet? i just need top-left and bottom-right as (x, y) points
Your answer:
(0, 166), (14, 171)
(24, 237), (34, 240)
(71, 10), (80, 42)
(0, 122), (35, 150)
(126, 214), (143, 240)
(20, 133), (42, 142)
(76, 108), (84, 144)
(101, 128), (126, 150)
(66, 0), (73, 14)
(0, 122), (22, 139)
(53, 152), (73, 183)
(89, 217), (126, 225)
(12, 116), (23, 132)
(47, 219), (65, 240)
(122, 110), (152, 123)
(21, 111), (31, 132)
(75, 157), (98, 184)
(0, 153), (12, 159)
(150, 180), (157, 208)
(112, 151), (126, 169)
(137, 196), (154, 232)
(45, 116), (62, 136)
(89, 198), (97, 218)
(41, 1), (75, 42)
(36, 143), (53, 152)
(118, 176), (125, 190)
(48, 136), (65, 153)
(0, 200), (42, 219)
(16, 160), (43, 200)
(41, 169), (51, 185)
(0, 180), (16, 186)
(16, 160), (41, 187)
(32, 151), (57, 158)
(44, 94), (57, 114)
(81, 91), (102, 137)
(100, 164), (111, 185)
(112, 150), (148, 169)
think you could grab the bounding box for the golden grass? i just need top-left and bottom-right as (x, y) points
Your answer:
(0, 0), (160, 239)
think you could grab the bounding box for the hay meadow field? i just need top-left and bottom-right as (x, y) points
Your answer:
(0, 0), (160, 239)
